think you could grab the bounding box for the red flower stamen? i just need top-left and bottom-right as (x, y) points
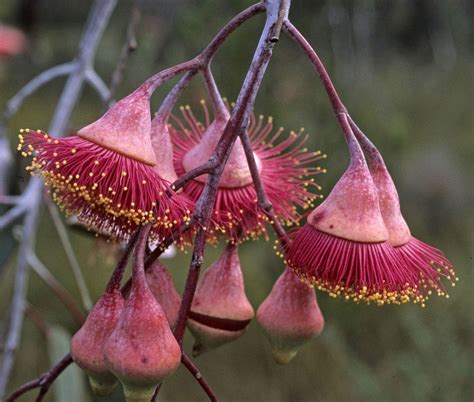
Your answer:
(286, 126), (434, 306)
(20, 129), (192, 242)
(18, 88), (195, 245)
(361, 132), (457, 300)
(171, 101), (325, 241)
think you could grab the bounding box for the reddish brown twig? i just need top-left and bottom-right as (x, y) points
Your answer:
(181, 353), (218, 402)
(5, 354), (73, 402)
(172, 0), (290, 346)
(239, 130), (289, 249)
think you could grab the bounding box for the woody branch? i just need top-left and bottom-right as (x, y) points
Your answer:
(2, 2), (274, 401)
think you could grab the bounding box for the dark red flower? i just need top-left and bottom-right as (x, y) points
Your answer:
(361, 134), (457, 303)
(20, 87), (192, 243)
(287, 121), (457, 306)
(286, 128), (425, 305)
(171, 101), (325, 242)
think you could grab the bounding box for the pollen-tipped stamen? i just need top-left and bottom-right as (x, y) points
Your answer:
(19, 87), (192, 242)
(171, 101), (325, 241)
(349, 118), (457, 300)
(286, 115), (428, 305)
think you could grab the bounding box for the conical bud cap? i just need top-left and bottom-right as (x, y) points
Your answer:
(78, 87), (155, 166)
(308, 152), (388, 243)
(150, 117), (178, 183)
(369, 161), (411, 247)
(181, 108), (261, 188)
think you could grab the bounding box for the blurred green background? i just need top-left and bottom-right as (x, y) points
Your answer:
(1, 0), (473, 401)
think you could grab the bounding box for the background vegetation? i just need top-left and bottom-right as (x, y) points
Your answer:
(1, 0), (472, 401)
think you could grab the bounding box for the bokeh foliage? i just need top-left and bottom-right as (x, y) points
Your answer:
(1, 1), (473, 401)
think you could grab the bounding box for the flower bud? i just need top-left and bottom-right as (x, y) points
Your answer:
(187, 245), (254, 356)
(104, 228), (181, 402)
(70, 288), (124, 396)
(145, 261), (181, 327)
(257, 268), (324, 364)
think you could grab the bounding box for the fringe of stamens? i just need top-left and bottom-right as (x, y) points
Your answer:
(286, 224), (437, 306)
(19, 129), (193, 244)
(394, 237), (457, 299)
(170, 104), (326, 241)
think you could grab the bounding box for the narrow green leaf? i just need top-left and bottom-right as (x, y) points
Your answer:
(47, 325), (91, 402)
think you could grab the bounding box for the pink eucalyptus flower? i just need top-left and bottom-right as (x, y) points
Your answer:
(171, 101), (325, 242)
(0, 25), (26, 58)
(286, 127), (423, 305)
(19, 87), (192, 243)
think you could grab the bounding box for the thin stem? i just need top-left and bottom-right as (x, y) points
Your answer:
(147, 218), (197, 263)
(181, 353), (218, 402)
(199, 2), (266, 65)
(48, 0), (118, 137)
(155, 71), (198, 124)
(106, 228), (141, 293)
(0, 196), (22, 205)
(337, 112), (365, 163)
(0, 204), (26, 230)
(347, 115), (385, 166)
(27, 253), (86, 326)
(203, 67), (228, 119)
(141, 2), (265, 96)
(0, 180), (42, 399)
(45, 198), (93, 311)
(269, 0), (290, 42)
(34, 354), (74, 402)
(172, 164), (214, 192)
(283, 20), (365, 159)
(142, 59), (200, 96)
(0, 135), (12, 196)
(131, 224), (151, 290)
(5, 379), (42, 402)
(239, 130), (289, 248)
(6, 351), (72, 402)
(283, 20), (346, 115)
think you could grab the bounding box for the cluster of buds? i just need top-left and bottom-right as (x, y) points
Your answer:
(18, 70), (457, 394)
(71, 227), (182, 402)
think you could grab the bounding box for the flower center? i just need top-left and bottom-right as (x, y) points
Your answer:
(182, 118), (263, 188)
